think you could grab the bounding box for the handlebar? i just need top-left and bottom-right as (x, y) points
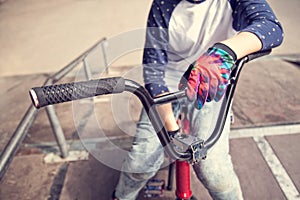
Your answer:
(29, 77), (125, 109)
(29, 50), (271, 162)
(246, 49), (271, 62)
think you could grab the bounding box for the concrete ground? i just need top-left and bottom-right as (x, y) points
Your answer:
(0, 0), (300, 200)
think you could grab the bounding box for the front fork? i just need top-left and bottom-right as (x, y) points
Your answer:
(175, 107), (194, 200)
(175, 160), (192, 200)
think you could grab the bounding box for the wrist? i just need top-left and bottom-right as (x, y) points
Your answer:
(220, 32), (263, 59)
(213, 43), (237, 61)
(164, 118), (180, 131)
(156, 102), (179, 131)
(206, 44), (236, 68)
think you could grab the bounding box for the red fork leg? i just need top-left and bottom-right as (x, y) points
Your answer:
(175, 107), (193, 199)
(175, 160), (192, 199)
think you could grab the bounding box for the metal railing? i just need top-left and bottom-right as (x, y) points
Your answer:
(0, 37), (109, 181)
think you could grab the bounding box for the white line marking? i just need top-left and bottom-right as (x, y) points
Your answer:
(230, 124), (300, 139)
(44, 150), (89, 164)
(253, 136), (300, 200)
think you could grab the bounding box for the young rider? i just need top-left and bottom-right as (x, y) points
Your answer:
(113, 0), (283, 199)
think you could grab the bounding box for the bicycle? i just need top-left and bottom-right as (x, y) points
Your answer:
(29, 50), (270, 200)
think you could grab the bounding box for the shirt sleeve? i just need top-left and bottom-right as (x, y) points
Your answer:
(143, 0), (180, 97)
(231, 0), (284, 50)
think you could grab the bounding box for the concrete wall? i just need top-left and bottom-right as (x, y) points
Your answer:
(0, 0), (298, 77)
(0, 0), (151, 77)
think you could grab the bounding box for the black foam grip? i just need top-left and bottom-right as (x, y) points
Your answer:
(247, 49), (271, 62)
(30, 77), (125, 108)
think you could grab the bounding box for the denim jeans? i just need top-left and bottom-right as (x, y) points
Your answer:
(114, 99), (243, 200)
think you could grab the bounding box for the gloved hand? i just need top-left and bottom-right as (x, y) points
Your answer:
(178, 43), (236, 109)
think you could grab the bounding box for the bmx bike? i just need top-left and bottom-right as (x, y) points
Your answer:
(29, 50), (270, 200)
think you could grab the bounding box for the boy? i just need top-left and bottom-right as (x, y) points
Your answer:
(113, 0), (283, 199)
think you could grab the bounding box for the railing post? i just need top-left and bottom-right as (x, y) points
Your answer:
(46, 105), (69, 158)
(44, 78), (69, 158)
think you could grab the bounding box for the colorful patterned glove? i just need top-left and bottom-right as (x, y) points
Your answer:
(178, 43), (236, 109)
